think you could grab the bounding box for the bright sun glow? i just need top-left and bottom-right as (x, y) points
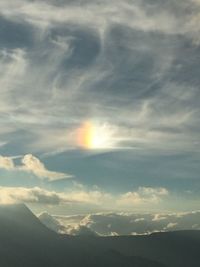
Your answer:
(77, 121), (113, 149)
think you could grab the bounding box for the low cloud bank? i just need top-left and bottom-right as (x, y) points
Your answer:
(0, 185), (169, 208)
(38, 210), (200, 236)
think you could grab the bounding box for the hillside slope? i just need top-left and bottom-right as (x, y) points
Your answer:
(0, 204), (199, 267)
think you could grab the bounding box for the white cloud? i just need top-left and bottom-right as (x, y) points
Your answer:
(63, 190), (112, 205)
(139, 187), (169, 196)
(152, 214), (167, 222)
(38, 210), (97, 236)
(20, 154), (71, 181)
(41, 210), (200, 236)
(0, 185), (170, 212)
(0, 186), (111, 207)
(0, 186), (62, 205)
(60, 186), (169, 210)
(0, 0), (198, 156)
(0, 0), (192, 36)
(165, 222), (178, 229)
(66, 224), (97, 236)
(135, 218), (145, 222)
(0, 154), (72, 181)
(0, 186), (100, 205)
(38, 211), (66, 233)
(0, 156), (15, 170)
(0, 49), (27, 113)
(118, 187), (169, 206)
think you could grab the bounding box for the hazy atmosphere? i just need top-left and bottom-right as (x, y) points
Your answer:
(0, 0), (200, 227)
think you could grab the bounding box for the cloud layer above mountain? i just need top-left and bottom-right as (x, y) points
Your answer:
(38, 210), (200, 236)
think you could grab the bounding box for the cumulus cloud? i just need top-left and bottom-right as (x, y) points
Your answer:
(0, 186), (63, 205)
(60, 186), (169, 209)
(0, 185), (170, 210)
(0, 186), (100, 205)
(20, 154), (71, 180)
(0, 156), (15, 170)
(0, 154), (72, 181)
(118, 187), (169, 206)
(38, 211), (97, 235)
(62, 190), (112, 205)
(0, 186), (111, 206)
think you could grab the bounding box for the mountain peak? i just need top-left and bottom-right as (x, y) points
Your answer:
(0, 203), (56, 239)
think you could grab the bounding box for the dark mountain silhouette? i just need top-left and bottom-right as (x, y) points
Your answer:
(0, 204), (199, 267)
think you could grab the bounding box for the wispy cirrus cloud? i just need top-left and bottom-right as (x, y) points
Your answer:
(0, 0), (200, 214)
(0, 0), (199, 155)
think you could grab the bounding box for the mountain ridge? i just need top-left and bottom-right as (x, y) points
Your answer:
(0, 204), (199, 267)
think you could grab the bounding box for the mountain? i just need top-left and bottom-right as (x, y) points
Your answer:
(0, 204), (60, 267)
(89, 230), (200, 267)
(0, 204), (199, 267)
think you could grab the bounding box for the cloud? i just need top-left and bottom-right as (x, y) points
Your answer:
(135, 218), (145, 222)
(152, 214), (167, 222)
(0, 0), (199, 156)
(42, 210), (200, 236)
(0, 0), (194, 36)
(0, 186), (63, 205)
(0, 0), (200, 213)
(62, 190), (112, 205)
(118, 187), (169, 206)
(0, 154), (72, 181)
(165, 222), (178, 229)
(61, 186), (169, 209)
(0, 185), (169, 210)
(0, 186), (110, 206)
(38, 211), (97, 235)
(38, 211), (66, 233)
(0, 156), (15, 169)
(0, 186), (98, 205)
(65, 224), (97, 236)
(20, 154), (71, 181)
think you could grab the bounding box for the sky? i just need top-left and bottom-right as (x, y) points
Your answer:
(0, 0), (200, 216)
